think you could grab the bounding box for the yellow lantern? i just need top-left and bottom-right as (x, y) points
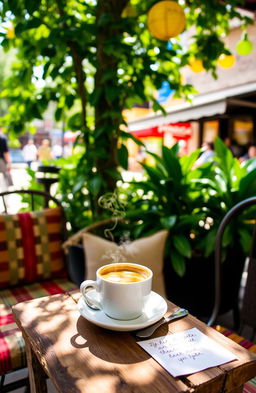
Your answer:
(147, 1), (186, 41)
(217, 53), (236, 69)
(189, 59), (204, 73)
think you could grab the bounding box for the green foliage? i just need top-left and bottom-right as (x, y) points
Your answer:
(0, 0), (253, 217)
(119, 138), (256, 276)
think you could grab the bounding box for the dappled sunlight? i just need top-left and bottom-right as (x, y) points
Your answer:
(11, 292), (256, 393)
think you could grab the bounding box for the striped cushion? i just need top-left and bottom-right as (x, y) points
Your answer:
(0, 278), (77, 375)
(0, 207), (67, 289)
(213, 325), (256, 392)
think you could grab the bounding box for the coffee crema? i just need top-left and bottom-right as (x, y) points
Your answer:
(99, 264), (150, 283)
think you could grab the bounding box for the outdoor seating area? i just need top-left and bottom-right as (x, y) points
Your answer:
(1, 1), (256, 392)
(1, 189), (256, 392)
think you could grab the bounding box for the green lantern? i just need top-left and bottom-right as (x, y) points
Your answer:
(236, 32), (253, 56)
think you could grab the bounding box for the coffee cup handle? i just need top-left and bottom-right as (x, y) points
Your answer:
(80, 280), (102, 310)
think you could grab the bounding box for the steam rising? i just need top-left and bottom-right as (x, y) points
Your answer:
(98, 192), (126, 241)
(98, 192), (134, 263)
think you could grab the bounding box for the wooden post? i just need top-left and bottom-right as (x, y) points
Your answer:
(23, 334), (48, 393)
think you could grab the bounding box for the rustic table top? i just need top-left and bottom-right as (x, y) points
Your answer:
(12, 290), (256, 393)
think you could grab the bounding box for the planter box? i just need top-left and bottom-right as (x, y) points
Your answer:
(164, 247), (246, 319)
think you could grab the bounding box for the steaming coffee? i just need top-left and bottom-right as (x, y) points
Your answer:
(99, 263), (150, 283)
(80, 262), (153, 320)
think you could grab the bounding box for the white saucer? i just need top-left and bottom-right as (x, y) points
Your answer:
(77, 290), (167, 332)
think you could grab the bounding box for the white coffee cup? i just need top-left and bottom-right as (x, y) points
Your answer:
(80, 262), (153, 320)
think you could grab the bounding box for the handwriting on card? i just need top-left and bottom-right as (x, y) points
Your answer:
(150, 331), (202, 363)
(137, 328), (236, 377)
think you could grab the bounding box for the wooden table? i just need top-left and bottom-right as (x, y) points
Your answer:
(12, 290), (256, 393)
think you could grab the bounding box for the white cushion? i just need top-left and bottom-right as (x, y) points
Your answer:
(82, 230), (169, 298)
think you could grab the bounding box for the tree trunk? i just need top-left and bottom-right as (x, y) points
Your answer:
(94, 0), (129, 210)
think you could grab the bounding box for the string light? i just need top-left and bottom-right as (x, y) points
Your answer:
(236, 32), (253, 56)
(217, 53), (236, 69)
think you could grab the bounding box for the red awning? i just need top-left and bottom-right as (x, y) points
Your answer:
(131, 126), (163, 138)
(131, 123), (191, 139)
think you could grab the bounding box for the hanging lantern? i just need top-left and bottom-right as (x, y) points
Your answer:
(147, 1), (186, 41)
(189, 59), (204, 73)
(217, 53), (236, 69)
(236, 32), (253, 56)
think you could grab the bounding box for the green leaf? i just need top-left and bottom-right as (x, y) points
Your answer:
(25, 0), (40, 14)
(88, 174), (103, 196)
(106, 168), (122, 181)
(162, 146), (182, 180)
(67, 112), (82, 130)
(160, 215), (177, 229)
(140, 163), (163, 184)
(180, 149), (201, 174)
(41, 47), (57, 58)
(125, 209), (148, 219)
(239, 168), (256, 199)
(214, 137), (234, 176)
(238, 227), (252, 254)
(72, 178), (85, 193)
(222, 225), (232, 248)
(65, 94), (75, 109)
(133, 223), (148, 238)
(152, 99), (166, 115)
(173, 235), (192, 258)
(170, 143), (179, 156)
(55, 107), (62, 121)
(120, 131), (145, 147)
(14, 22), (26, 36)
(204, 227), (217, 257)
(25, 17), (42, 30)
(118, 144), (129, 170)
(30, 103), (42, 119)
(170, 251), (186, 277)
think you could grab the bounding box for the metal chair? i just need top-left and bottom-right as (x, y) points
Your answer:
(208, 196), (256, 335)
(207, 197), (256, 393)
(36, 165), (60, 206)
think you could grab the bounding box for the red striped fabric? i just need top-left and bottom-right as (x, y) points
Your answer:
(0, 314), (14, 326)
(244, 379), (256, 393)
(0, 278), (77, 374)
(9, 286), (34, 303)
(213, 325), (256, 392)
(0, 331), (11, 375)
(0, 207), (67, 289)
(17, 212), (38, 282)
(39, 280), (69, 295)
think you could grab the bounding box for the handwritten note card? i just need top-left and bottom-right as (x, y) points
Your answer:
(137, 328), (237, 377)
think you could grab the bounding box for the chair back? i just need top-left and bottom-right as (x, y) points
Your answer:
(208, 196), (256, 333)
(0, 189), (67, 289)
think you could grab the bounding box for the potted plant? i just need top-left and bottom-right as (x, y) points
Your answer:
(122, 138), (256, 319)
